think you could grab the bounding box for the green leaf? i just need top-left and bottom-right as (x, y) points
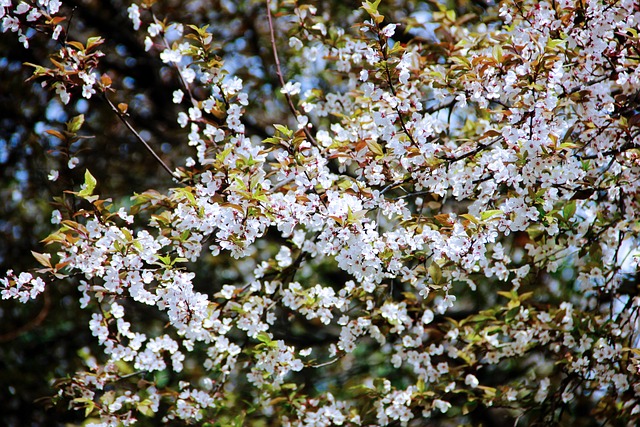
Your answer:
(234, 413), (246, 427)
(361, 0), (382, 15)
(154, 370), (170, 387)
(361, 0), (384, 24)
(273, 124), (293, 138)
(121, 228), (133, 241)
(445, 9), (456, 21)
(428, 262), (443, 285)
(519, 291), (534, 302)
(86, 36), (104, 51)
(460, 313), (496, 326)
(84, 401), (96, 417)
(256, 332), (273, 344)
(67, 114), (84, 133)
(366, 140), (384, 156)
(137, 399), (155, 417)
(497, 290), (514, 299)
(461, 213), (479, 225)
(546, 38), (565, 49)
(480, 209), (503, 221)
(505, 306), (520, 322)
(492, 44), (503, 62)
(77, 169), (97, 201)
(86, 169), (96, 193)
(563, 200), (576, 220)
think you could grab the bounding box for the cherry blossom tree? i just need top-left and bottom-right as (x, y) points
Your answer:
(2, 0), (640, 425)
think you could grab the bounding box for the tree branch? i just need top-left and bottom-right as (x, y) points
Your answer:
(265, 0), (317, 147)
(103, 93), (176, 179)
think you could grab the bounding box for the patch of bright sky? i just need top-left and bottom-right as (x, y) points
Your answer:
(45, 99), (67, 122)
(408, 9), (438, 42)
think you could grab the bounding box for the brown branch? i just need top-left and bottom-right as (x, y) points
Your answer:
(103, 92), (176, 179)
(378, 31), (418, 148)
(438, 136), (503, 162)
(265, 0), (317, 147)
(153, 12), (197, 107)
(574, 141), (639, 160)
(424, 99), (457, 114)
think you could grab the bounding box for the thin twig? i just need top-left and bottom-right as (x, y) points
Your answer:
(64, 6), (77, 44)
(438, 136), (502, 162)
(424, 98), (457, 114)
(309, 357), (341, 368)
(266, 0), (317, 147)
(103, 93), (176, 179)
(378, 33), (418, 148)
(564, 73), (612, 96)
(270, 175), (296, 191)
(574, 142), (638, 160)
(116, 371), (145, 381)
(153, 12), (197, 106)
